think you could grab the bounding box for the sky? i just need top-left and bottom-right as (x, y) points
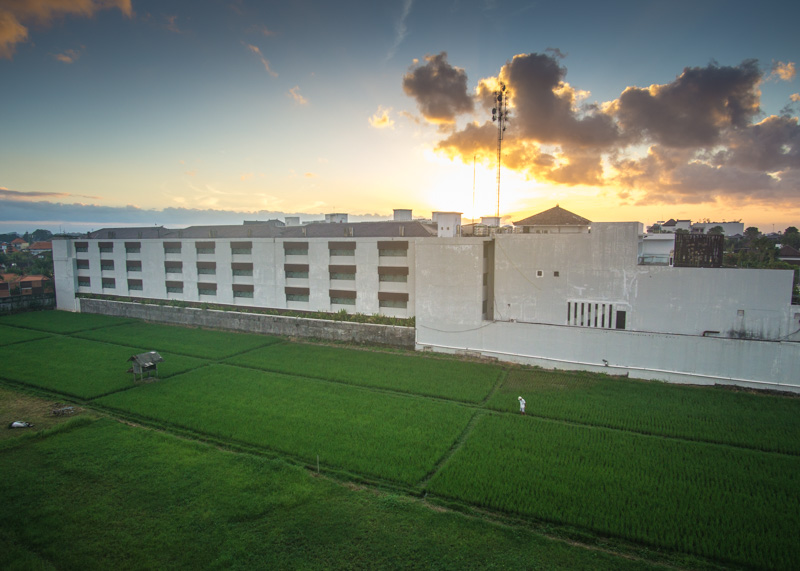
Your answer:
(1, 0), (799, 234)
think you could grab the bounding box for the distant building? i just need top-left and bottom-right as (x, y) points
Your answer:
(52, 206), (799, 391)
(778, 245), (800, 266)
(513, 205), (591, 234)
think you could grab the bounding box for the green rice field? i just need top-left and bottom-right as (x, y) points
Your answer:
(2, 309), (799, 570)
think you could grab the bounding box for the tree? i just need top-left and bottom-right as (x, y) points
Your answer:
(707, 226), (725, 235)
(744, 227), (760, 241)
(31, 229), (53, 242)
(783, 227), (800, 250)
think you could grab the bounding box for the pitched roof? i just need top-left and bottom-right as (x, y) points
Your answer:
(29, 241), (52, 250)
(513, 205), (590, 226)
(778, 245), (800, 257)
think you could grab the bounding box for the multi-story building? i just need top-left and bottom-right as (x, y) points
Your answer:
(53, 207), (800, 391)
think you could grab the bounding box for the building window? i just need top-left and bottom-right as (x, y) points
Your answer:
(99, 242), (113, 253)
(233, 284), (254, 298)
(74, 242), (88, 253)
(195, 241), (215, 254)
(166, 281), (184, 294)
(329, 289), (356, 305)
(379, 273), (407, 283)
(554, 271), (560, 277)
(378, 249), (406, 257)
(101, 261), (115, 271)
(165, 261), (183, 274)
(284, 242), (309, 257)
(329, 242), (356, 257)
(125, 242), (141, 254)
(536, 270), (543, 277)
(127, 279), (143, 291)
(232, 262), (253, 276)
(78, 277), (91, 287)
(76, 259), (90, 270)
(567, 301), (619, 329)
(378, 291), (408, 308)
(329, 264), (356, 281)
(285, 286), (309, 302)
(330, 249), (355, 257)
(197, 262), (216, 275)
(231, 241), (252, 255)
(616, 310), (627, 330)
(163, 242), (182, 254)
(379, 299), (407, 308)
(378, 240), (408, 257)
(101, 278), (115, 289)
(126, 261), (142, 272)
(198, 283), (217, 296)
(378, 266), (409, 281)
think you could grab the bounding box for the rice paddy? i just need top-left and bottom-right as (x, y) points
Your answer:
(2, 309), (799, 570)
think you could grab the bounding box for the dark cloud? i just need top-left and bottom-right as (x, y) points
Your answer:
(613, 60), (762, 148)
(410, 51), (799, 207)
(402, 52), (474, 124)
(501, 53), (620, 147)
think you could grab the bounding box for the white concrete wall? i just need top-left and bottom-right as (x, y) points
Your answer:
(55, 236), (416, 319)
(416, 320), (800, 392)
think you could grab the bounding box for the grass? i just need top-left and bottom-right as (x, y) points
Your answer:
(75, 321), (281, 359)
(0, 417), (662, 570)
(226, 342), (500, 402)
(3, 309), (800, 570)
(427, 413), (800, 570)
(0, 324), (51, 346)
(0, 309), (131, 333)
(490, 369), (800, 454)
(95, 364), (474, 484)
(0, 336), (208, 399)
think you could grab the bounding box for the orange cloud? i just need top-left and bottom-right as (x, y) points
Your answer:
(368, 106), (395, 129)
(246, 43), (277, 77)
(54, 46), (83, 63)
(771, 61), (796, 81)
(0, 0), (132, 59)
(287, 86), (308, 105)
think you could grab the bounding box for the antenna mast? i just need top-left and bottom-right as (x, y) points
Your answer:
(492, 83), (509, 222)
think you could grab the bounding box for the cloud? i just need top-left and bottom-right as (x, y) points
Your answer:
(164, 14), (182, 34)
(0, 0), (132, 59)
(770, 61), (796, 81)
(303, 172), (316, 178)
(612, 60), (762, 148)
(368, 106), (395, 129)
(246, 43), (277, 77)
(792, 93), (800, 103)
(385, 0), (412, 62)
(416, 52), (799, 208)
(0, 187), (100, 201)
(402, 52), (474, 124)
(0, 198), (392, 233)
(287, 86), (308, 105)
(53, 46), (83, 64)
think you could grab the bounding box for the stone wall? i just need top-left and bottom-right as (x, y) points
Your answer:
(0, 293), (56, 314)
(79, 298), (415, 348)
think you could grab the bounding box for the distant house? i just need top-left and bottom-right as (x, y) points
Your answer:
(778, 245), (800, 266)
(29, 241), (52, 255)
(11, 237), (28, 250)
(0, 274), (52, 296)
(513, 205), (591, 234)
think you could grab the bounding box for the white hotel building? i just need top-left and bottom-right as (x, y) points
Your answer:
(53, 207), (800, 391)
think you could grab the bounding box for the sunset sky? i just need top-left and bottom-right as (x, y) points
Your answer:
(1, 0), (798, 233)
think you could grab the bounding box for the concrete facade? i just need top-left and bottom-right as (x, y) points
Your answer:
(53, 217), (800, 391)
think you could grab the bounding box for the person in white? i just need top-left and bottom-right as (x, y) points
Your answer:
(518, 396), (526, 415)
